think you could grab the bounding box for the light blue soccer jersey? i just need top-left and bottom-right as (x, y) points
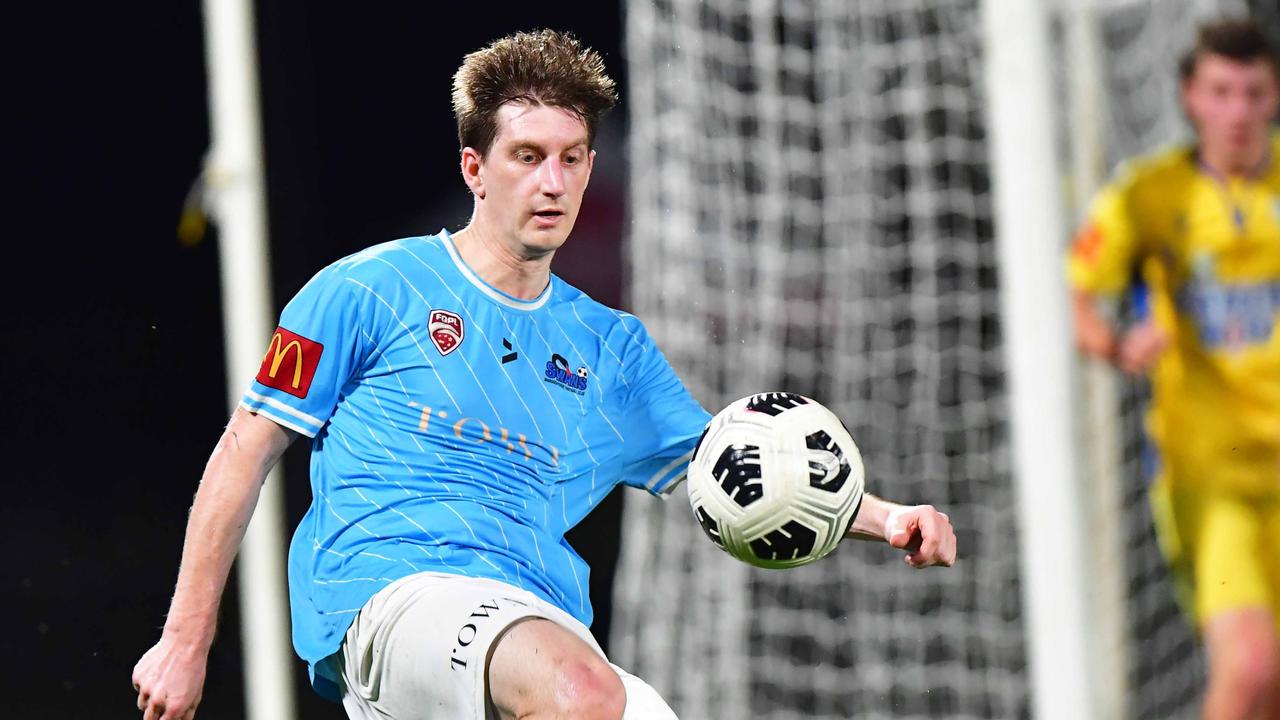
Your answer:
(239, 229), (709, 698)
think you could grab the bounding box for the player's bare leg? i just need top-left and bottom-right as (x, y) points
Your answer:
(1202, 608), (1279, 720)
(488, 618), (626, 720)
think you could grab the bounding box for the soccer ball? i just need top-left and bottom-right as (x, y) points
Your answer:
(686, 392), (865, 569)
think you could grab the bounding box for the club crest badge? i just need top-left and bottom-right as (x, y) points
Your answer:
(544, 352), (589, 395)
(429, 309), (464, 356)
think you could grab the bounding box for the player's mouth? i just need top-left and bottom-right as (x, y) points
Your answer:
(532, 208), (565, 227)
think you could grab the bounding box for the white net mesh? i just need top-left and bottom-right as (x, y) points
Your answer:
(613, 1), (1278, 719)
(615, 2), (1019, 718)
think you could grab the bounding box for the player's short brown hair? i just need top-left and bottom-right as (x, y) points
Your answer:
(1179, 18), (1280, 80)
(452, 29), (618, 155)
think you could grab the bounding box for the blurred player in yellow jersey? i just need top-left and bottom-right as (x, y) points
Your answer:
(1068, 18), (1280, 720)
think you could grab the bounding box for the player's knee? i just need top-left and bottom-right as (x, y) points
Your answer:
(1216, 632), (1280, 703)
(551, 659), (626, 720)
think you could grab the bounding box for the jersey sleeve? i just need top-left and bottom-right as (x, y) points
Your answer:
(1066, 167), (1142, 297)
(239, 264), (371, 437)
(610, 320), (712, 497)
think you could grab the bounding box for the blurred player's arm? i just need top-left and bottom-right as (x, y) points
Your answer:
(1072, 287), (1169, 375)
(1068, 170), (1168, 375)
(132, 407), (296, 720)
(1072, 290), (1121, 361)
(845, 494), (956, 568)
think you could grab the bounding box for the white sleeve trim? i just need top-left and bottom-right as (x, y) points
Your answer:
(239, 401), (317, 437)
(652, 473), (687, 499)
(242, 389), (325, 431)
(646, 450), (694, 495)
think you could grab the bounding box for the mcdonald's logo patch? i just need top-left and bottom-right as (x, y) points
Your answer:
(256, 326), (323, 398)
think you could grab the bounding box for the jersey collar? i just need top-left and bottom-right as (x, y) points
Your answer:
(1194, 143), (1273, 181)
(438, 228), (553, 312)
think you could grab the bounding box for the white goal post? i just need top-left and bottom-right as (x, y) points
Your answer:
(201, 0), (296, 717)
(980, 0), (1098, 718)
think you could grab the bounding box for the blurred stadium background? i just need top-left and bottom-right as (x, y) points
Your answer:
(6, 1), (1278, 718)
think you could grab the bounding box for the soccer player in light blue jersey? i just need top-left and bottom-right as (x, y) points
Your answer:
(133, 30), (957, 720)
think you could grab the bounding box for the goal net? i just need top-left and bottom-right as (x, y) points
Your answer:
(612, 1), (1275, 719)
(616, 2), (1017, 718)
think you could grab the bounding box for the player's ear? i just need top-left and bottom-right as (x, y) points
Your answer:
(1179, 81), (1200, 128)
(1178, 63), (1203, 126)
(460, 147), (485, 199)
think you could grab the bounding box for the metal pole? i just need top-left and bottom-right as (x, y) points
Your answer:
(1065, 2), (1130, 717)
(200, 0), (296, 717)
(981, 0), (1097, 717)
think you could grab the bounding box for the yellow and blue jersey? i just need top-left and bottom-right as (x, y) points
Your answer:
(241, 230), (710, 697)
(1067, 134), (1280, 497)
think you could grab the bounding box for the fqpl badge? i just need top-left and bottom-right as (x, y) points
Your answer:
(429, 309), (465, 356)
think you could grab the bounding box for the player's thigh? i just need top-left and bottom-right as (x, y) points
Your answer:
(338, 573), (549, 720)
(1203, 607), (1279, 694)
(1193, 491), (1273, 624)
(1264, 497), (1280, 629)
(488, 617), (625, 720)
(609, 663), (680, 720)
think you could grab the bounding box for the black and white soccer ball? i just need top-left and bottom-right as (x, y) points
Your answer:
(686, 392), (865, 569)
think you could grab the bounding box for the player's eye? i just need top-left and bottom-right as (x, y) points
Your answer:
(517, 151), (538, 164)
(564, 153), (581, 165)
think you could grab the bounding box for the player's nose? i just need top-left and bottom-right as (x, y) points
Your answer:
(539, 158), (566, 197)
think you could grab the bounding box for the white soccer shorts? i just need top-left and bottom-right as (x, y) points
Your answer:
(336, 572), (677, 720)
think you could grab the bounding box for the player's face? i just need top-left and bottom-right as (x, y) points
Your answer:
(471, 103), (594, 257)
(1182, 54), (1279, 170)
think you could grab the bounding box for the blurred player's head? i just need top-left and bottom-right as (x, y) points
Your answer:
(1179, 18), (1279, 174)
(452, 29), (617, 257)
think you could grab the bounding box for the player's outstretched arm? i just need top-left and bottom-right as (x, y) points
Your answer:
(845, 494), (956, 568)
(132, 407), (295, 720)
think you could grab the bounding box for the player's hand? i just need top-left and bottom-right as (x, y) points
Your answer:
(132, 635), (207, 720)
(1073, 298), (1118, 361)
(1115, 319), (1169, 375)
(884, 505), (956, 569)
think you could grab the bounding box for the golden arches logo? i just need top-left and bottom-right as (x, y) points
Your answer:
(263, 332), (305, 388)
(255, 326), (322, 399)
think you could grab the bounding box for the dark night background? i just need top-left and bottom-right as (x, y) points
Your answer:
(6, 3), (629, 718)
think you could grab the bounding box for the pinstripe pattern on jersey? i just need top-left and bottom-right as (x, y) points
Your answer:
(240, 230), (710, 696)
